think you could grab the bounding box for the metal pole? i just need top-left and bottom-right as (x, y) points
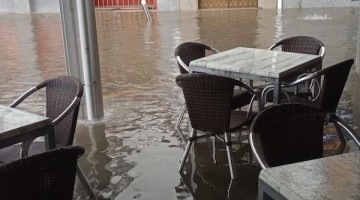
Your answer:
(59, 0), (104, 121)
(277, 0), (282, 10)
(76, 0), (104, 120)
(141, 0), (152, 21)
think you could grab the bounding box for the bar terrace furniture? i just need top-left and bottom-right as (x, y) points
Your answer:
(189, 47), (322, 104)
(0, 146), (84, 200)
(262, 59), (353, 114)
(258, 151), (360, 200)
(249, 103), (360, 169)
(262, 36), (325, 102)
(261, 59), (354, 153)
(176, 73), (261, 179)
(0, 104), (54, 150)
(0, 76), (95, 198)
(174, 42), (252, 142)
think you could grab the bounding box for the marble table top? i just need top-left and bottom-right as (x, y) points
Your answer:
(0, 104), (52, 143)
(259, 151), (360, 200)
(189, 47), (321, 81)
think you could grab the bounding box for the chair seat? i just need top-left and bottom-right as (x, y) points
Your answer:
(232, 89), (253, 109)
(229, 110), (257, 131)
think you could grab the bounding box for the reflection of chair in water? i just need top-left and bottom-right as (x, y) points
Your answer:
(0, 76), (94, 198)
(250, 104), (360, 169)
(176, 73), (261, 179)
(174, 42), (253, 142)
(0, 146), (84, 200)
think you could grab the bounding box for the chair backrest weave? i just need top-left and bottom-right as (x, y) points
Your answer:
(176, 73), (252, 132)
(250, 104), (326, 168)
(270, 36), (325, 57)
(174, 42), (218, 74)
(0, 146), (84, 200)
(37, 76), (83, 146)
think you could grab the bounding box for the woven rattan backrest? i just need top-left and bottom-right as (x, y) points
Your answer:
(174, 42), (218, 74)
(0, 146), (84, 200)
(317, 59), (353, 114)
(250, 104), (326, 168)
(271, 36), (324, 56)
(38, 76), (83, 146)
(270, 36), (325, 82)
(176, 73), (242, 132)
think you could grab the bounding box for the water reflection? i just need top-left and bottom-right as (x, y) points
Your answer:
(0, 7), (360, 200)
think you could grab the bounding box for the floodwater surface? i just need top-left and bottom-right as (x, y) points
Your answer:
(0, 7), (359, 200)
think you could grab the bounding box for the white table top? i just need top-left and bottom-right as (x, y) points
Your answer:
(189, 47), (321, 81)
(259, 151), (360, 200)
(0, 105), (52, 142)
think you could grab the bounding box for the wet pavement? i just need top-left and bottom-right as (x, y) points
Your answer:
(0, 7), (360, 200)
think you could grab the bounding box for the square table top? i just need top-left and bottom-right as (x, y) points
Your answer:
(259, 151), (360, 200)
(0, 104), (52, 141)
(189, 47), (321, 81)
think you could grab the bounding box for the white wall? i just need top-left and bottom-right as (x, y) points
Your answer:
(284, 0), (360, 8)
(0, 0), (59, 13)
(258, 0), (277, 9)
(157, 0), (180, 11)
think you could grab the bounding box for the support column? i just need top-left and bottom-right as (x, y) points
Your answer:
(59, 0), (104, 121)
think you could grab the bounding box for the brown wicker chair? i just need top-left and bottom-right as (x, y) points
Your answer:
(0, 76), (94, 198)
(269, 36), (325, 58)
(0, 146), (84, 200)
(261, 59), (354, 154)
(261, 36), (325, 102)
(174, 42), (252, 142)
(249, 104), (360, 169)
(176, 73), (261, 179)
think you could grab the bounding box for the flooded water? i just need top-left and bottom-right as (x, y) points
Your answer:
(0, 7), (360, 200)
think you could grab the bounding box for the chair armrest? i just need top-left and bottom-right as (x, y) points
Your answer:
(260, 71), (321, 106)
(20, 138), (36, 158)
(9, 86), (38, 108)
(249, 131), (270, 169)
(209, 47), (220, 54)
(176, 56), (190, 73)
(331, 114), (360, 149)
(233, 80), (263, 113)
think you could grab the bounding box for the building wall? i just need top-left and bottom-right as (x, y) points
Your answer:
(283, 0), (360, 8)
(258, 0), (277, 9)
(157, 0), (180, 11)
(180, 0), (198, 11)
(3, 0), (360, 12)
(30, 0), (60, 13)
(0, 0), (59, 13)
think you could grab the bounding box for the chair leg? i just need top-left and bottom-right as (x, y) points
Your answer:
(76, 165), (95, 198)
(224, 132), (238, 179)
(175, 105), (187, 143)
(178, 129), (196, 173)
(335, 122), (347, 154)
(211, 136), (217, 164)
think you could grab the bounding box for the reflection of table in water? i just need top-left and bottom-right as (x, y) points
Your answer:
(258, 151), (360, 200)
(189, 47), (321, 104)
(0, 104), (54, 149)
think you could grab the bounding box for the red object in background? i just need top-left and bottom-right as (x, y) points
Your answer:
(94, 0), (157, 9)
